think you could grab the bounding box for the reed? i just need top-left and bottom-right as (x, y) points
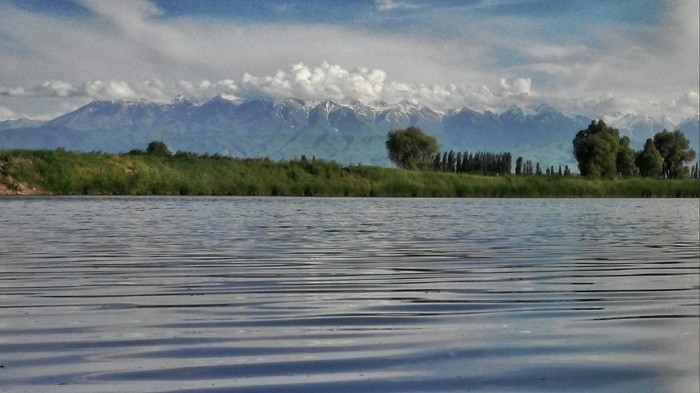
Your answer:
(1, 149), (698, 197)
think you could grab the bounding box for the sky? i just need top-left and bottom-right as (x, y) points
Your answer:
(0, 0), (698, 123)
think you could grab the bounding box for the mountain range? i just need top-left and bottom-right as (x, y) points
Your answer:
(1, 96), (698, 168)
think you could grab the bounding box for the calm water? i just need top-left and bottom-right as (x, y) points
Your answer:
(0, 197), (698, 393)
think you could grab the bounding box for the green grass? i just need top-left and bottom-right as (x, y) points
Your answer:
(1, 149), (698, 197)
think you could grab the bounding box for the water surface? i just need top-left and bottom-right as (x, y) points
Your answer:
(0, 197), (698, 392)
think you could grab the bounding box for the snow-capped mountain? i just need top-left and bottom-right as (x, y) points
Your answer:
(0, 96), (697, 167)
(603, 112), (677, 144)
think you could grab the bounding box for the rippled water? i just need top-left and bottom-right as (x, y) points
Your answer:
(0, 197), (698, 393)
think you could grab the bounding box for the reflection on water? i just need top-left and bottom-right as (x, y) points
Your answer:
(0, 197), (698, 393)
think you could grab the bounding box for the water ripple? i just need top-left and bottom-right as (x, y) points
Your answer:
(0, 197), (698, 393)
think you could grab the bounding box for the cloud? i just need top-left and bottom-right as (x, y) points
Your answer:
(499, 78), (532, 96)
(1, 59), (697, 125)
(374, 0), (416, 12)
(0, 106), (16, 120)
(237, 62), (387, 102)
(0, 0), (696, 122)
(550, 91), (700, 122)
(33, 81), (79, 98)
(1, 79), (169, 101)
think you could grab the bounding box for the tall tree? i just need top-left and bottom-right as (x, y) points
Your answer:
(573, 120), (620, 177)
(653, 130), (696, 179)
(635, 138), (663, 177)
(386, 127), (440, 170)
(616, 136), (639, 177)
(515, 157), (523, 176)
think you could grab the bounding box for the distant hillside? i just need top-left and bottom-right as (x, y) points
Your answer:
(0, 96), (697, 167)
(0, 118), (44, 131)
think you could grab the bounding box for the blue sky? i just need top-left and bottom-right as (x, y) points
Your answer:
(0, 0), (697, 122)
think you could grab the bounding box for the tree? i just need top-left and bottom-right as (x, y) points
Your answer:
(616, 136), (639, 177)
(446, 150), (456, 172)
(653, 130), (696, 178)
(514, 157), (523, 176)
(386, 127), (440, 170)
(635, 138), (663, 177)
(573, 120), (620, 177)
(146, 140), (172, 156)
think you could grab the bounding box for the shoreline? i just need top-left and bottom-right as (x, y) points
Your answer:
(2, 149), (699, 198)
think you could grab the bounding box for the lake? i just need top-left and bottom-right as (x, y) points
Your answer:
(0, 197), (698, 393)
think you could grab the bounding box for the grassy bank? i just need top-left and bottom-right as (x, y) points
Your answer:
(1, 149), (698, 197)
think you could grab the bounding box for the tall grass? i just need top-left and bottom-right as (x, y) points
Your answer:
(1, 149), (698, 197)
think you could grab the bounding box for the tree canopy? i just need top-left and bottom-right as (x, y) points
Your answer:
(635, 138), (663, 178)
(146, 140), (172, 157)
(573, 120), (696, 178)
(653, 130), (696, 179)
(385, 127), (439, 170)
(572, 120), (621, 177)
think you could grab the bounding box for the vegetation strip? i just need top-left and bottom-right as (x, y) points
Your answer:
(1, 149), (697, 197)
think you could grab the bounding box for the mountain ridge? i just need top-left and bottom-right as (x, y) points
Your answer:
(1, 96), (698, 167)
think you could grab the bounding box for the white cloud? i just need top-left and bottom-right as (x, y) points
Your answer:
(0, 85), (26, 97)
(83, 80), (138, 100)
(499, 78), (532, 96)
(0, 0), (696, 122)
(374, 0), (416, 12)
(237, 62), (387, 102)
(549, 91), (700, 123)
(0, 106), (16, 120)
(33, 81), (79, 98)
(675, 91), (700, 112)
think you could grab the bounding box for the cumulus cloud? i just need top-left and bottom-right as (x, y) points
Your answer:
(499, 78), (532, 96)
(0, 0), (696, 121)
(0, 1), (515, 116)
(237, 62), (387, 102)
(2, 60), (698, 124)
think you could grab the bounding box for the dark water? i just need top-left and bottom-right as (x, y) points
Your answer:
(0, 197), (698, 393)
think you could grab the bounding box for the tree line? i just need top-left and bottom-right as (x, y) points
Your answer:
(432, 150), (512, 175)
(514, 158), (573, 177)
(386, 127), (572, 176)
(386, 123), (697, 179)
(573, 120), (696, 178)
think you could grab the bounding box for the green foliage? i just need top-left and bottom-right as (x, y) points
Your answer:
(434, 150), (512, 175)
(635, 138), (663, 178)
(573, 120), (622, 178)
(616, 136), (639, 177)
(1, 144), (698, 198)
(574, 125), (696, 179)
(146, 140), (172, 157)
(653, 130), (696, 178)
(386, 127), (439, 170)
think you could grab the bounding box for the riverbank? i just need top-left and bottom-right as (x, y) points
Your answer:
(1, 149), (698, 197)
